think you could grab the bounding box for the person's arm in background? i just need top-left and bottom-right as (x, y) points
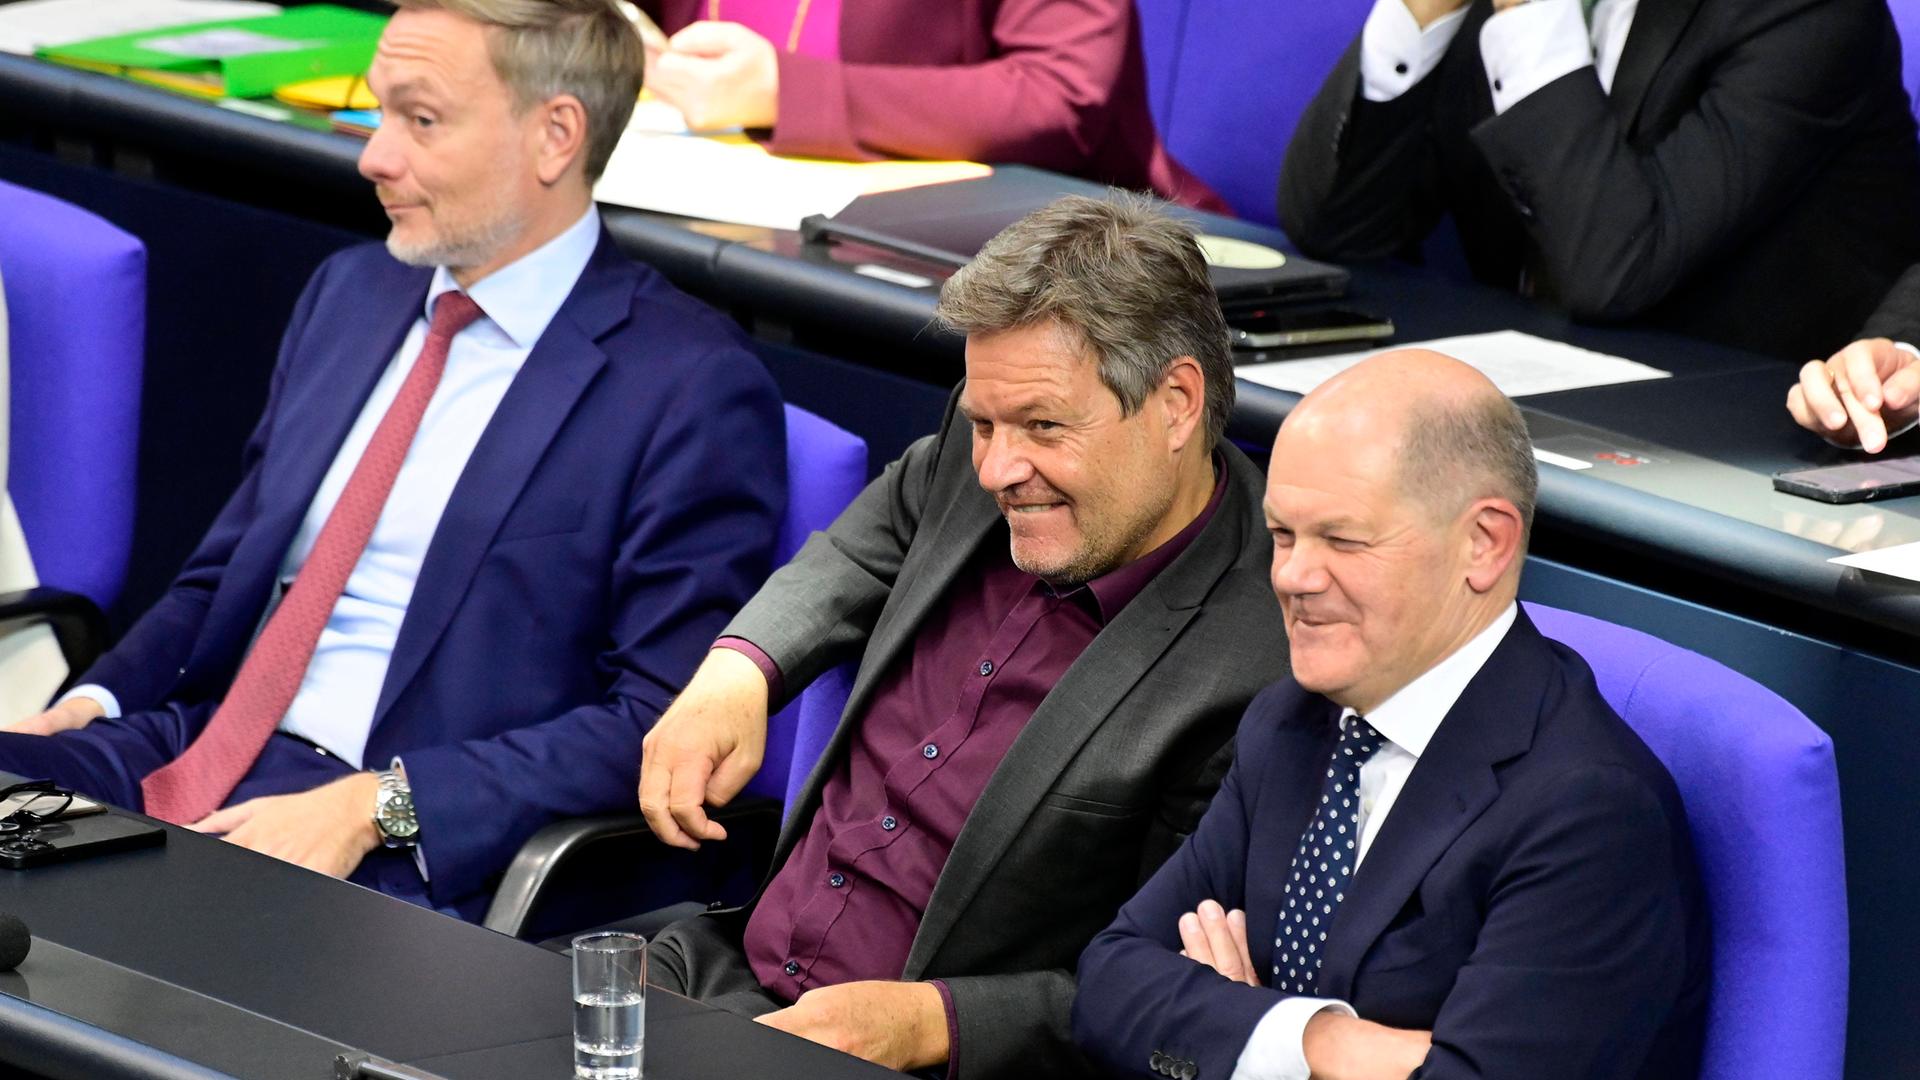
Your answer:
(1788, 265), (1920, 452)
(1469, 0), (1896, 321)
(1276, 0), (1472, 260)
(645, 0), (1138, 169)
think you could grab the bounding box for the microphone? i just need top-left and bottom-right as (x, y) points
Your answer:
(0, 913), (30, 972)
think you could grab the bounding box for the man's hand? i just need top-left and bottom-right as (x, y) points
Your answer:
(754, 980), (950, 1071)
(1302, 1012), (1433, 1080)
(1402, 0), (1470, 29)
(4, 696), (105, 736)
(189, 772), (382, 879)
(1178, 899), (1261, 986)
(1787, 338), (1920, 453)
(638, 647), (770, 849)
(645, 21), (779, 131)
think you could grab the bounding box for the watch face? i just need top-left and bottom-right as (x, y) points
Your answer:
(378, 793), (420, 838)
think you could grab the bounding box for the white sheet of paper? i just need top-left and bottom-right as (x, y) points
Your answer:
(1830, 541), (1920, 583)
(1236, 330), (1671, 398)
(0, 0), (280, 56)
(594, 132), (870, 231)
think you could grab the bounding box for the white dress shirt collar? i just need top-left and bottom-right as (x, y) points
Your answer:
(425, 205), (603, 350)
(1344, 601), (1520, 759)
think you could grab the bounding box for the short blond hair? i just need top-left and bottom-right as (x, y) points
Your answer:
(393, 0), (642, 181)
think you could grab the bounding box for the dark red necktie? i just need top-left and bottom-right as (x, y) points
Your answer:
(142, 292), (485, 825)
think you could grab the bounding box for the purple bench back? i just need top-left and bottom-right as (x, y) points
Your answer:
(744, 404), (866, 805)
(1525, 602), (1847, 1080)
(0, 180), (145, 607)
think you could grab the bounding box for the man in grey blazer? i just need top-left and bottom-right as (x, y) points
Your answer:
(634, 195), (1289, 1079)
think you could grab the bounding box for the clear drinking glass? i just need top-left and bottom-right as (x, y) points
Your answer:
(572, 931), (646, 1080)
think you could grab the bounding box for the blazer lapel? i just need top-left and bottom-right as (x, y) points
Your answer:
(1605, 0), (1705, 138)
(903, 462), (1258, 978)
(185, 270), (426, 680)
(770, 483), (1000, 863)
(1317, 613), (1550, 1001)
(372, 239), (632, 723)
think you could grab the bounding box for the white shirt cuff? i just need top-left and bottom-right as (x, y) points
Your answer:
(1228, 996), (1359, 1080)
(58, 684), (121, 720)
(1359, 0), (1468, 102)
(1479, 0), (1594, 114)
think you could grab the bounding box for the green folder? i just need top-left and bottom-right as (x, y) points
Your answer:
(36, 5), (387, 101)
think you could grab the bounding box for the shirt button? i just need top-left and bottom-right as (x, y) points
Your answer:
(881, 815), (898, 831)
(923, 743), (939, 759)
(784, 960), (799, 976)
(978, 659), (994, 676)
(1394, 61), (1408, 75)
(1493, 78), (1504, 93)
(828, 872), (846, 888)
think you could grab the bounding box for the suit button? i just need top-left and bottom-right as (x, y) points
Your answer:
(784, 960), (799, 976)
(1149, 1052), (1165, 1071)
(1182, 1064), (1198, 1079)
(923, 743), (939, 759)
(978, 659), (994, 676)
(828, 871), (846, 888)
(881, 815), (897, 831)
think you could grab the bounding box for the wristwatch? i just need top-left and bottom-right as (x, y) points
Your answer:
(371, 769), (420, 848)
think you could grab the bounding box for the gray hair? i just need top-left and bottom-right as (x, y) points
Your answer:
(934, 194), (1235, 451)
(392, 0), (642, 181)
(1400, 392), (1538, 545)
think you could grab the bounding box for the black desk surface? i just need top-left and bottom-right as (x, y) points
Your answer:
(0, 792), (897, 1080)
(4, 51), (1919, 645)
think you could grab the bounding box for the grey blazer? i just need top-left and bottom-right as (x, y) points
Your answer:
(711, 390), (1289, 1079)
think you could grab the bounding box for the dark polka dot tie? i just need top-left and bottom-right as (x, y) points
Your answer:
(1273, 715), (1387, 994)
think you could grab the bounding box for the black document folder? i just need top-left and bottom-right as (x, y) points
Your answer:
(803, 166), (1348, 307)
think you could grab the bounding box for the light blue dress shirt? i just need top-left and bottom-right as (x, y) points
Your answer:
(71, 207), (603, 775)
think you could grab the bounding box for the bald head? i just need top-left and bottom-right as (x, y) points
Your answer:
(1289, 349), (1537, 543)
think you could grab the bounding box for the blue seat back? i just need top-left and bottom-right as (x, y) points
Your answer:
(1138, 0), (1371, 223)
(744, 405), (866, 806)
(0, 180), (145, 607)
(1524, 603), (1847, 1080)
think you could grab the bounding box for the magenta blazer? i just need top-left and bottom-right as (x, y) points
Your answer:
(650, 0), (1226, 211)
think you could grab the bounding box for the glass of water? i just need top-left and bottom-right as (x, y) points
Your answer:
(572, 931), (646, 1080)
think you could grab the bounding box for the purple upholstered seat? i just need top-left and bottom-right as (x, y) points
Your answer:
(745, 404), (867, 809)
(1524, 602), (1846, 1080)
(0, 180), (145, 608)
(1137, 0), (1370, 223)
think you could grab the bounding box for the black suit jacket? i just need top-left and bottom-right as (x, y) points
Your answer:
(1278, 0), (1920, 361)
(1860, 262), (1920, 344)
(1074, 609), (1710, 1080)
(695, 391), (1289, 1079)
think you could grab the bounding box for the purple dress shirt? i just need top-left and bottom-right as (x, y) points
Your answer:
(708, 0), (839, 60)
(719, 462), (1226, 1064)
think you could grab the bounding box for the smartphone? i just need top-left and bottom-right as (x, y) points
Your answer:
(1772, 456), (1920, 504)
(0, 812), (164, 869)
(1227, 307), (1394, 350)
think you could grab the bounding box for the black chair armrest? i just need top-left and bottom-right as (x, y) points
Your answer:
(0, 586), (109, 694)
(483, 796), (782, 939)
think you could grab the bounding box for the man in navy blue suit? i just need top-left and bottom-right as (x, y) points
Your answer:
(0, 0), (784, 920)
(1072, 350), (1708, 1079)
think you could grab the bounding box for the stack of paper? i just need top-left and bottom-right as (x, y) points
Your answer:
(0, 0), (279, 56)
(595, 129), (991, 231)
(1236, 330), (1671, 398)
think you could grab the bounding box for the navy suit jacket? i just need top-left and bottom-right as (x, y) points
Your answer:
(1073, 610), (1709, 1080)
(75, 232), (785, 909)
